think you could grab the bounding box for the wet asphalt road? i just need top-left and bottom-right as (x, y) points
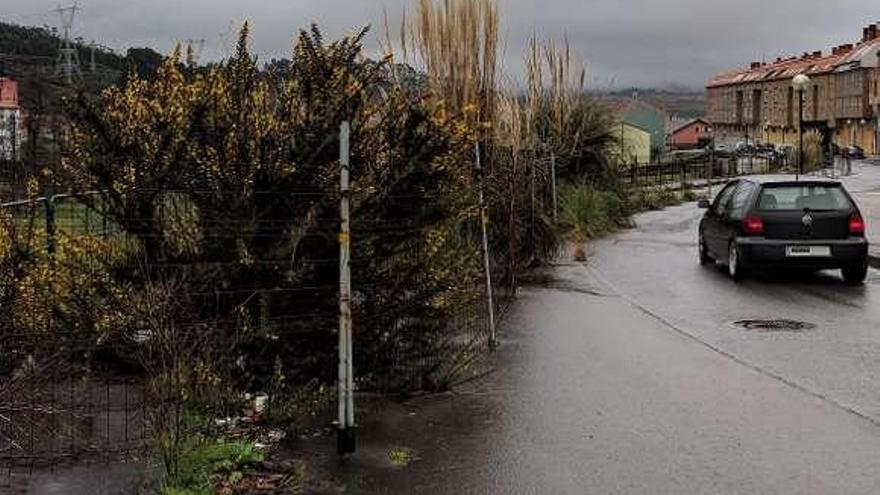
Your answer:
(335, 163), (880, 494)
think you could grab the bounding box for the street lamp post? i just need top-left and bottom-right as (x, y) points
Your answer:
(792, 74), (811, 181)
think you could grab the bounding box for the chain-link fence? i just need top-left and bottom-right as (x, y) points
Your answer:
(0, 193), (150, 493)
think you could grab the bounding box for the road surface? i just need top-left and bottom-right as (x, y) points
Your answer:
(325, 163), (880, 494)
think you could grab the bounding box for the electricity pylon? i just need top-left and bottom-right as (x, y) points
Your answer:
(54, 4), (82, 83)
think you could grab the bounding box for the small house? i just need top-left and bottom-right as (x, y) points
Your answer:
(669, 118), (711, 150)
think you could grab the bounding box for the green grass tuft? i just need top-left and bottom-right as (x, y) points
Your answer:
(159, 434), (264, 495)
(559, 183), (631, 243)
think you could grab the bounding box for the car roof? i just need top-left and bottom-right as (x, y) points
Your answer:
(738, 175), (842, 186)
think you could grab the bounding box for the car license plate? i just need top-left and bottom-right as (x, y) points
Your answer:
(786, 246), (831, 257)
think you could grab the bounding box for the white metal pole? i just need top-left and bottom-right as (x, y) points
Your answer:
(475, 142), (497, 348)
(338, 121), (355, 454)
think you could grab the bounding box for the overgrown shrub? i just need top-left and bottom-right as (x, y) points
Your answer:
(559, 183), (630, 243)
(628, 188), (682, 212)
(56, 20), (487, 409)
(803, 130), (824, 172)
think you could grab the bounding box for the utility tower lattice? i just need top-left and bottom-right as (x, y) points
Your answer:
(54, 4), (82, 83)
(185, 38), (206, 64)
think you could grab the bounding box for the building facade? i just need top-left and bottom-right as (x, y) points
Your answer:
(707, 23), (880, 155)
(669, 118), (711, 149)
(612, 98), (668, 159)
(0, 77), (20, 161)
(610, 121), (651, 166)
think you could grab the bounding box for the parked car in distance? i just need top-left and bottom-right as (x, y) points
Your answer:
(755, 143), (783, 160)
(845, 145), (866, 160)
(698, 177), (869, 284)
(734, 142), (756, 154)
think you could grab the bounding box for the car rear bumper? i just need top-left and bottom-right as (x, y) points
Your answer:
(736, 237), (868, 268)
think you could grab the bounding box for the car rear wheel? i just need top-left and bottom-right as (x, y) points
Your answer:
(842, 263), (868, 285)
(699, 235), (712, 266)
(728, 242), (746, 281)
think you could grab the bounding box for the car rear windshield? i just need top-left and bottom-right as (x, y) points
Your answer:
(756, 184), (852, 211)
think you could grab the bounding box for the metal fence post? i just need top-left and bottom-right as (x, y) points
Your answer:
(475, 141), (497, 349)
(706, 155), (712, 197)
(337, 121), (355, 455)
(680, 160), (686, 193)
(45, 196), (56, 256)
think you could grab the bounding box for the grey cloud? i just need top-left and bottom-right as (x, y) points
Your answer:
(2, 0), (878, 88)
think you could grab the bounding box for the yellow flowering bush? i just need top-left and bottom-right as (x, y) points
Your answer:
(52, 24), (485, 397)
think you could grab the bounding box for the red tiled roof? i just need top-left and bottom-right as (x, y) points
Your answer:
(670, 118), (709, 135)
(839, 38), (880, 64)
(706, 38), (880, 88)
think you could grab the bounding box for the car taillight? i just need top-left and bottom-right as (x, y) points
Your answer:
(743, 214), (764, 235)
(849, 213), (865, 235)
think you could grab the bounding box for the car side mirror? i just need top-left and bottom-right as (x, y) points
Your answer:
(697, 199), (711, 209)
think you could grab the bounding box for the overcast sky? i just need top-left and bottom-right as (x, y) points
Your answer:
(2, 0), (878, 89)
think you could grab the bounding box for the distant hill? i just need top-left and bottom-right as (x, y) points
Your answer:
(0, 21), (124, 75)
(0, 22), (167, 115)
(593, 88), (706, 119)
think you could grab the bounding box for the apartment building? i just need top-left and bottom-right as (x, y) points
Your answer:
(707, 23), (880, 155)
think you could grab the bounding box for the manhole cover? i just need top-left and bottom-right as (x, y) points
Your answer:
(731, 319), (816, 332)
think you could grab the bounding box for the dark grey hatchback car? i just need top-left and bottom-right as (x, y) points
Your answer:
(698, 177), (869, 284)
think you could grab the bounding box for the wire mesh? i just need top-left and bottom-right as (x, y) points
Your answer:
(0, 179), (501, 486)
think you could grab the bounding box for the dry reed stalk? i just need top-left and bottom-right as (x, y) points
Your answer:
(522, 35), (590, 154)
(543, 37), (586, 153)
(405, 0), (499, 133)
